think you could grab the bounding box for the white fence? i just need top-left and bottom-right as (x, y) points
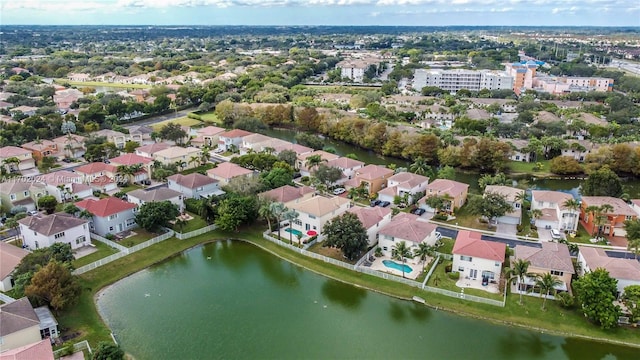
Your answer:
(74, 230), (175, 275)
(90, 233), (129, 254)
(422, 256), (440, 288)
(423, 286), (506, 307)
(174, 224), (217, 240)
(53, 340), (92, 358)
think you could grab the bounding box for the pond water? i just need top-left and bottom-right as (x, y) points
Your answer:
(261, 127), (640, 198)
(97, 241), (638, 360)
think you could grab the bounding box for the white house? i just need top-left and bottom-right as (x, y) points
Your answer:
(218, 129), (253, 152)
(127, 188), (183, 210)
(206, 162), (254, 186)
(286, 195), (351, 243)
(135, 142), (171, 158)
(530, 190), (579, 232)
(377, 213), (441, 260)
(484, 185), (524, 225)
(346, 206), (392, 247)
(75, 197), (138, 237)
(167, 173), (222, 199)
(0, 241), (29, 292)
(377, 172), (429, 204)
(39, 170), (91, 202)
(578, 246), (640, 298)
(325, 157), (365, 184)
(18, 213), (90, 250)
(452, 230), (506, 284)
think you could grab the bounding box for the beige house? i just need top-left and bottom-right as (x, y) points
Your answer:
(0, 298), (43, 352)
(153, 146), (202, 170)
(259, 185), (315, 207)
(296, 150), (340, 177)
(135, 142), (171, 158)
(377, 172), (430, 204)
(206, 162), (254, 185)
(343, 165), (395, 196)
(190, 126), (226, 148)
(0, 242), (29, 292)
(377, 213), (440, 260)
(514, 242), (575, 296)
(286, 195), (351, 243)
(0, 146), (36, 174)
(484, 185), (524, 225)
(0, 180), (47, 212)
(578, 246), (640, 298)
(419, 179), (469, 214)
(52, 134), (86, 159)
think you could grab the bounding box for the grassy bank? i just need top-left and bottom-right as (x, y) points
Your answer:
(58, 227), (640, 350)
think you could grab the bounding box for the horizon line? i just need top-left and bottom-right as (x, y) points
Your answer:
(3, 24), (640, 28)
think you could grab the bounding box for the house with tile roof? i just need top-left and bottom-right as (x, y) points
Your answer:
(75, 197), (138, 236)
(18, 213), (90, 250)
(484, 185), (524, 225)
(74, 162), (117, 184)
(286, 195), (351, 243)
(21, 140), (59, 161)
(52, 134), (86, 159)
(326, 157), (365, 184)
(347, 205), (392, 246)
(530, 190), (579, 232)
(0, 242), (29, 292)
(0, 146), (36, 175)
(153, 146), (202, 170)
(452, 230), (505, 284)
(38, 170), (91, 202)
(631, 199), (640, 216)
(0, 298), (43, 352)
(514, 242), (575, 296)
(127, 188), (183, 210)
(272, 142), (313, 157)
(258, 185), (315, 207)
(92, 129), (130, 149)
(377, 213), (440, 260)
(419, 179), (469, 215)
(190, 126), (226, 148)
(109, 153), (153, 183)
(377, 172), (429, 204)
(135, 142), (171, 158)
(218, 129), (254, 152)
(296, 150), (341, 177)
(0, 180), (47, 213)
(580, 196), (637, 238)
(0, 339), (54, 360)
(206, 162), (254, 185)
(240, 133), (275, 155)
(578, 246), (640, 298)
(343, 164), (395, 196)
(167, 173), (222, 199)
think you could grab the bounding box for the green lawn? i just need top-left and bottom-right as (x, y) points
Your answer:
(53, 79), (151, 89)
(181, 163), (214, 175)
(517, 209), (538, 238)
(197, 111), (221, 124)
(171, 212), (208, 233)
(437, 238), (454, 255)
(72, 241), (120, 268)
(426, 261), (505, 301)
(307, 242), (358, 265)
(56, 225), (640, 351)
(151, 117), (203, 131)
(118, 229), (158, 247)
(508, 160), (551, 175)
(116, 184), (142, 193)
(445, 205), (488, 230)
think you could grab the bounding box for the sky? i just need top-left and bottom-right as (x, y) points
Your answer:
(2, 0), (640, 27)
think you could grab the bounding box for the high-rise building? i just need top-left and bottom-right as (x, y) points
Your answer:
(413, 69), (513, 93)
(505, 61), (539, 95)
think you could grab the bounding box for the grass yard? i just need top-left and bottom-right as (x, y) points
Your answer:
(508, 160), (551, 175)
(72, 241), (120, 268)
(118, 228), (158, 247)
(197, 111), (222, 124)
(181, 163), (214, 175)
(426, 261), (505, 301)
(437, 238), (454, 255)
(445, 205), (488, 230)
(116, 184), (143, 193)
(307, 242), (358, 265)
(151, 116), (203, 131)
(172, 212), (208, 233)
(54, 79), (151, 89)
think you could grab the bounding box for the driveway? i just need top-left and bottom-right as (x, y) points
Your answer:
(495, 223), (518, 238)
(537, 229), (554, 242)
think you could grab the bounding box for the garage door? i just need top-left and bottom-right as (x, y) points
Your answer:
(535, 220), (558, 230)
(614, 228), (627, 237)
(499, 215), (520, 225)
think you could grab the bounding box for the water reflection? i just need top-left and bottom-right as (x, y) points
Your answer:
(499, 332), (556, 358)
(388, 302), (408, 323)
(320, 280), (367, 310)
(407, 303), (431, 322)
(256, 249), (300, 289)
(561, 337), (639, 360)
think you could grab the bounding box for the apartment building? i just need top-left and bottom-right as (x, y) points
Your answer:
(413, 69), (513, 93)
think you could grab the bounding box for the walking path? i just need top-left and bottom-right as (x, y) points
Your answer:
(0, 292), (16, 303)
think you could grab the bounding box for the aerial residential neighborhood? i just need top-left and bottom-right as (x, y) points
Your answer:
(0, 20), (639, 360)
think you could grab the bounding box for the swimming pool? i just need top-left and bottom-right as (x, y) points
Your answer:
(285, 228), (303, 237)
(382, 260), (413, 273)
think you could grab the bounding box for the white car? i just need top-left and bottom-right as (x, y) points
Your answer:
(550, 229), (562, 240)
(333, 188), (346, 195)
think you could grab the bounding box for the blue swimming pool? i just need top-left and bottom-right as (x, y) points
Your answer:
(382, 260), (413, 273)
(285, 228), (303, 237)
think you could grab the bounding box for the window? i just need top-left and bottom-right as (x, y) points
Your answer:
(458, 267), (464, 272)
(515, 203), (520, 208)
(460, 255), (472, 262)
(495, 262), (501, 267)
(23, 191), (29, 197)
(54, 232), (65, 239)
(35, 241), (39, 249)
(626, 216), (634, 221)
(126, 218), (136, 227)
(76, 236), (85, 245)
(10, 194), (16, 200)
(109, 226), (114, 232)
(108, 214), (118, 220)
(382, 246), (388, 251)
(305, 224), (310, 231)
(309, 215), (316, 219)
(196, 187), (204, 191)
(551, 270), (563, 276)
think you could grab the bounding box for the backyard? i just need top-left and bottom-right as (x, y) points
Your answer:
(426, 260), (505, 301)
(508, 160), (551, 175)
(118, 229), (160, 247)
(151, 117), (203, 131)
(181, 163), (214, 175)
(171, 213), (208, 233)
(307, 242), (359, 265)
(72, 241), (119, 268)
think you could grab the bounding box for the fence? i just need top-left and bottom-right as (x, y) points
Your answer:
(422, 255), (441, 288)
(435, 252), (453, 260)
(174, 224), (217, 240)
(53, 340), (92, 358)
(90, 233), (129, 254)
(423, 286), (506, 307)
(74, 230), (175, 275)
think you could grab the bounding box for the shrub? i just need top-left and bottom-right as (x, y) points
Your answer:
(105, 233), (115, 240)
(184, 198), (203, 214)
(556, 292), (575, 308)
(516, 224), (524, 232)
(375, 247), (383, 257)
(10, 206), (27, 215)
(92, 190), (102, 197)
(445, 264), (452, 273)
(58, 344), (75, 357)
(448, 271), (460, 280)
(432, 213), (448, 221)
(114, 191), (127, 199)
(187, 112), (202, 120)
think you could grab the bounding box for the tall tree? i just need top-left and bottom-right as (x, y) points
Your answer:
(258, 198), (274, 231)
(535, 273), (562, 310)
(312, 164), (342, 189)
(414, 242), (435, 272)
(573, 268), (621, 329)
(622, 285), (640, 322)
(467, 193), (513, 229)
(391, 241), (413, 278)
(322, 213), (369, 261)
(25, 260), (81, 311)
(283, 209), (300, 245)
(582, 166), (623, 197)
(563, 198), (581, 232)
(409, 157), (431, 176)
(269, 202), (287, 240)
(135, 201), (180, 232)
(92, 342), (125, 360)
(37, 195), (58, 214)
(505, 259), (533, 305)
(624, 219), (640, 259)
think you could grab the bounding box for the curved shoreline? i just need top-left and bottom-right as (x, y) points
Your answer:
(90, 236), (640, 350)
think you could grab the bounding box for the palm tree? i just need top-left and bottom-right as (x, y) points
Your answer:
(269, 202), (287, 240)
(174, 218), (188, 233)
(304, 154), (325, 170)
(258, 199), (274, 232)
(585, 205), (601, 237)
(530, 209), (543, 227)
(199, 198), (216, 224)
(535, 273), (562, 310)
(414, 242), (434, 272)
(116, 165), (134, 184)
(505, 259), (533, 305)
(200, 146), (211, 165)
(283, 209), (300, 245)
(392, 241), (413, 278)
(175, 160), (187, 172)
(189, 155), (200, 168)
(409, 157), (431, 176)
(562, 198), (580, 232)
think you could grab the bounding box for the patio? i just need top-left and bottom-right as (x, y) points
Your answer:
(367, 255), (428, 280)
(73, 245), (98, 259)
(456, 277), (500, 294)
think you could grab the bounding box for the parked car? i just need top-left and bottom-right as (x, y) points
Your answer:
(378, 201), (391, 207)
(333, 187), (346, 195)
(550, 229), (562, 240)
(412, 208), (426, 216)
(370, 200), (381, 207)
(27, 210), (39, 216)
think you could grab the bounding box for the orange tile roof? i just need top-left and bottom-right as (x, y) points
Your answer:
(76, 197), (136, 217)
(453, 230), (505, 262)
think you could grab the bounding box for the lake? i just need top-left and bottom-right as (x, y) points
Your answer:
(97, 240), (638, 360)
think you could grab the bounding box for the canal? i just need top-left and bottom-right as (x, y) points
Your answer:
(261, 128), (640, 198)
(97, 241), (637, 360)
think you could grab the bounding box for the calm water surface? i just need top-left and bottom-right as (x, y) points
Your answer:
(97, 241), (638, 360)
